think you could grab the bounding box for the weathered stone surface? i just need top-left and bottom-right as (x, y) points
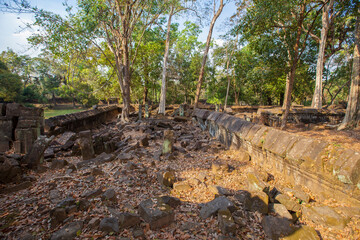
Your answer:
(99, 217), (119, 233)
(91, 167), (104, 176)
(162, 130), (174, 154)
(218, 208), (236, 235)
(78, 199), (91, 211)
(0, 181), (32, 194)
(79, 130), (95, 160)
(159, 196), (181, 208)
(283, 186), (310, 203)
(50, 221), (83, 240)
(263, 129), (299, 157)
(173, 181), (192, 192)
(208, 185), (231, 196)
(51, 159), (68, 170)
(116, 153), (133, 162)
(275, 194), (301, 212)
(157, 171), (176, 187)
(138, 198), (174, 229)
(261, 216), (294, 240)
(269, 203), (292, 220)
(77, 152), (115, 168)
(302, 205), (348, 229)
(82, 187), (103, 199)
(53, 131), (76, 146)
(102, 188), (117, 202)
(246, 191), (268, 214)
(50, 208), (67, 227)
(200, 196), (236, 219)
(109, 210), (141, 229)
(212, 162), (229, 174)
(88, 218), (100, 228)
(24, 135), (54, 168)
(247, 172), (268, 193)
(282, 225), (320, 240)
(0, 157), (21, 183)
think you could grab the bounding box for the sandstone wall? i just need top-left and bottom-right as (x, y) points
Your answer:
(0, 103), (44, 154)
(193, 108), (360, 206)
(45, 105), (121, 136)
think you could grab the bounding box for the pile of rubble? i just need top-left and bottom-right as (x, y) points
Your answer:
(0, 113), (359, 239)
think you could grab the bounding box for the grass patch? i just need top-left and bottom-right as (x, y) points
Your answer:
(44, 108), (86, 119)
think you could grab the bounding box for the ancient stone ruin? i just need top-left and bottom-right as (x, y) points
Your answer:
(0, 104), (359, 239)
(0, 103), (44, 154)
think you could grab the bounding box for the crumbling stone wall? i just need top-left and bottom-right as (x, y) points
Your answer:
(193, 108), (360, 206)
(45, 105), (121, 136)
(0, 103), (44, 154)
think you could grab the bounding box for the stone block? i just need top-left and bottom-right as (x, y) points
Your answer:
(79, 130), (95, 160)
(245, 191), (269, 214)
(281, 225), (320, 240)
(218, 208), (236, 235)
(17, 119), (39, 129)
(261, 216), (294, 240)
(269, 203), (292, 220)
(333, 148), (360, 185)
(302, 205), (349, 229)
(24, 135), (54, 168)
(287, 138), (328, 170)
(249, 126), (269, 147)
(263, 129), (300, 157)
(0, 141), (9, 152)
(13, 141), (21, 154)
(200, 196), (236, 219)
(0, 117), (12, 142)
(138, 198), (174, 229)
(275, 194), (301, 212)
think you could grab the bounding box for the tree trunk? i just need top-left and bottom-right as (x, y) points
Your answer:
(143, 82), (148, 105)
(311, 0), (334, 109)
(194, 0), (224, 108)
(52, 92), (57, 106)
(281, 64), (297, 128)
(338, 11), (360, 130)
(159, 6), (174, 115)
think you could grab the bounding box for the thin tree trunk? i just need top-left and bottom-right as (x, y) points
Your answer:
(159, 6), (174, 115)
(224, 39), (237, 109)
(194, 0), (224, 108)
(281, 3), (305, 129)
(338, 11), (360, 129)
(312, 0), (334, 109)
(143, 82), (148, 105)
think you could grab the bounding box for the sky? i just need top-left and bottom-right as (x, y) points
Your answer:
(0, 0), (237, 56)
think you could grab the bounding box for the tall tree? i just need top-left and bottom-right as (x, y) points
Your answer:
(311, 0), (334, 109)
(194, 0), (224, 108)
(338, 8), (360, 129)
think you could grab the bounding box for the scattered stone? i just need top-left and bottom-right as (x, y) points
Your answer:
(173, 181), (192, 192)
(283, 186), (310, 203)
(275, 194), (301, 212)
(82, 187), (103, 199)
(50, 221), (83, 240)
(99, 217), (119, 233)
(51, 159), (68, 170)
(125, 161), (137, 170)
(66, 205), (77, 214)
(162, 130), (174, 155)
(79, 130), (95, 160)
(302, 205), (349, 229)
(101, 189), (117, 202)
(157, 171), (176, 187)
(78, 199), (91, 211)
(49, 190), (61, 204)
(88, 218), (100, 228)
(50, 208), (67, 227)
(44, 147), (55, 159)
(132, 227), (145, 238)
(281, 225), (320, 240)
(0, 181), (32, 194)
(211, 162), (229, 175)
(116, 153), (133, 162)
(91, 167), (104, 176)
(56, 197), (76, 208)
(24, 135), (54, 169)
(208, 185), (231, 196)
(77, 152), (115, 168)
(0, 157), (21, 183)
(218, 208), (236, 235)
(116, 212), (141, 228)
(200, 196), (236, 219)
(247, 172), (269, 193)
(138, 198), (175, 229)
(246, 191), (268, 214)
(54, 131), (76, 146)
(159, 196), (181, 208)
(261, 215), (294, 240)
(269, 203), (293, 220)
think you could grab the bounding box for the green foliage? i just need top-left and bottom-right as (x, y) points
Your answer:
(0, 60), (22, 101)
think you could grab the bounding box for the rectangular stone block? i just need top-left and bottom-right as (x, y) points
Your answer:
(0, 140), (9, 152)
(263, 130), (300, 157)
(0, 117), (12, 142)
(14, 140), (21, 154)
(17, 119), (39, 129)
